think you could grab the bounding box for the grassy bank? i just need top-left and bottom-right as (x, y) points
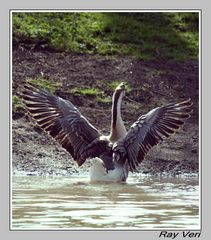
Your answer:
(12, 12), (199, 60)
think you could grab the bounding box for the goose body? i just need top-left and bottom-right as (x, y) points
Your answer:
(23, 82), (192, 182)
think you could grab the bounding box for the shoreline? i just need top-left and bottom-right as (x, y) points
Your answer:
(12, 48), (199, 177)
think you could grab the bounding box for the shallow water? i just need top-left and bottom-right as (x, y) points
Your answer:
(12, 174), (199, 230)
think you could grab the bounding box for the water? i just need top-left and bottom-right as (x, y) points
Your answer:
(12, 174), (199, 230)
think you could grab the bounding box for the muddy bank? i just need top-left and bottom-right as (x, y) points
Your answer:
(12, 48), (199, 176)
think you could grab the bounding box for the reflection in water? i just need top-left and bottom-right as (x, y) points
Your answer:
(12, 174), (199, 229)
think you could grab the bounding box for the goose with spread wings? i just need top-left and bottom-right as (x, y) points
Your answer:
(23, 82), (192, 182)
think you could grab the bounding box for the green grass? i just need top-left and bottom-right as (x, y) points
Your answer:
(26, 78), (62, 93)
(69, 86), (112, 104)
(69, 87), (103, 97)
(12, 95), (25, 115)
(96, 96), (112, 104)
(13, 12), (199, 60)
(13, 95), (22, 108)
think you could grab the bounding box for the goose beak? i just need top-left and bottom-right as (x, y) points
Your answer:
(116, 82), (126, 91)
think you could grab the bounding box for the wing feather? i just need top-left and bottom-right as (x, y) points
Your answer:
(113, 99), (192, 172)
(23, 83), (107, 166)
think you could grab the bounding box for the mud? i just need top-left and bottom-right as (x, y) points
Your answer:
(12, 48), (199, 176)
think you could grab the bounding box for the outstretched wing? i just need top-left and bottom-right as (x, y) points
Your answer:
(23, 83), (107, 166)
(113, 99), (193, 172)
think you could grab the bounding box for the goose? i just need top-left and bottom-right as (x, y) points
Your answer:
(23, 82), (192, 182)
